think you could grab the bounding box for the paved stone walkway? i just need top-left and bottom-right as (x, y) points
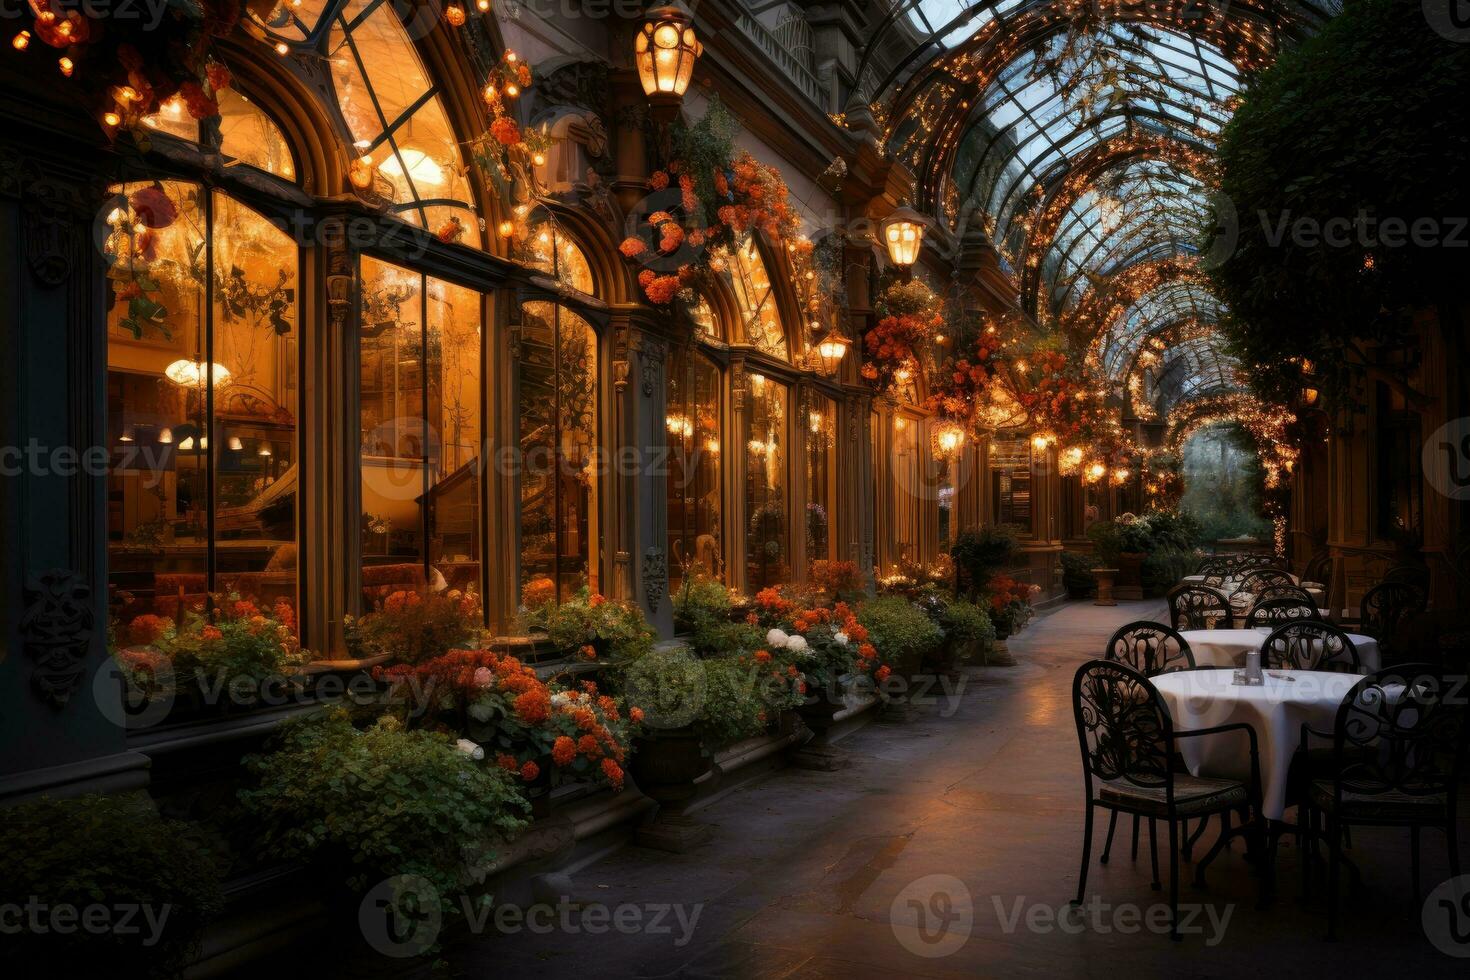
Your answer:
(446, 601), (1467, 978)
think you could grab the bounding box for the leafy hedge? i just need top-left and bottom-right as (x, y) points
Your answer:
(1208, 0), (1470, 404)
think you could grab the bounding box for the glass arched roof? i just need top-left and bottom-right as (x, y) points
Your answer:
(865, 1), (1338, 415)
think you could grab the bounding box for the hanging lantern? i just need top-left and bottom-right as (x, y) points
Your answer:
(932, 419), (966, 460)
(814, 328), (850, 376)
(882, 201), (926, 267)
(635, 6), (702, 108)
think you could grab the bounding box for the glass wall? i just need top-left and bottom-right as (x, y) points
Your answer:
(726, 238), (787, 359)
(667, 348), (723, 588)
(891, 412), (922, 566)
(519, 302), (600, 603)
(358, 257), (485, 608)
(805, 393), (837, 564)
(105, 182), (300, 626)
(745, 374), (788, 589)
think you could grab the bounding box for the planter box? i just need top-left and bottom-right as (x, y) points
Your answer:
(1115, 552), (1145, 600)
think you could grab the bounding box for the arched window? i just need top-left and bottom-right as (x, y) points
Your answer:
(250, 0), (481, 244)
(805, 392), (837, 563)
(357, 258), (486, 607)
(105, 181), (301, 627)
(522, 218), (595, 294)
(726, 238), (787, 359)
(143, 87), (298, 182)
(667, 346), (723, 588)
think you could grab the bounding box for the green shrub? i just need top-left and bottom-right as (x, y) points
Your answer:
(951, 525), (1020, 591)
(2, 793), (224, 977)
(240, 711), (529, 915)
(698, 657), (771, 746)
(940, 597), (995, 650)
(1143, 548), (1198, 596)
(531, 588), (655, 661)
(1086, 520), (1122, 566)
(857, 596), (943, 674)
(672, 574), (733, 636)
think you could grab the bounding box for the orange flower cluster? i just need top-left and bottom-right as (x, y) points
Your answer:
(927, 331), (1004, 424)
(619, 152), (801, 305)
(521, 576), (556, 611)
(810, 560), (863, 595)
(862, 314), (932, 392)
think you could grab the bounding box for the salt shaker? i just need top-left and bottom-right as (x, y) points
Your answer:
(1244, 649), (1264, 685)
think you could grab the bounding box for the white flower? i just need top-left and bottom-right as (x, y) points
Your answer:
(766, 628), (789, 648)
(472, 667), (493, 689)
(551, 692), (574, 707)
(455, 738), (485, 761)
(785, 635), (808, 653)
(833, 631), (849, 647)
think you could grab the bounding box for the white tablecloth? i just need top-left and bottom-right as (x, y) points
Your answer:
(1178, 627), (1380, 672)
(1153, 669), (1362, 820)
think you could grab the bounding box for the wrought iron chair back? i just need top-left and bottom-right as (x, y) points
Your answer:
(1262, 620), (1361, 673)
(1238, 567), (1295, 593)
(1167, 584), (1234, 631)
(1073, 660), (1175, 791)
(1360, 581), (1427, 642)
(1328, 665), (1468, 799)
(1253, 582), (1317, 608)
(1104, 621), (1196, 677)
(1245, 596), (1317, 628)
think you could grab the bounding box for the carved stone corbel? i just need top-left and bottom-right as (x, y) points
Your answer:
(20, 569), (95, 709)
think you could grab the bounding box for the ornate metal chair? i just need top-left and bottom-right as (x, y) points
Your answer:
(1245, 596), (1317, 628)
(1360, 581), (1428, 647)
(1167, 584), (1234, 631)
(1105, 621), (1196, 676)
(1302, 551), (1333, 586)
(1298, 665), (1468, 939)
(1253, 582), (1318, 610)
(1261, 620), (1361, 673)
(1195, 556), (1232, 588)
(1382, 564), (1430, 593)
(1234, 553), (1279, 573)
(1072, 660), (1263, 938)
(1238, 567), (1296, 593)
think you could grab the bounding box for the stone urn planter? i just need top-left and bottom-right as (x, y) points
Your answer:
(796, 682), (848, 734)
(630, 727), (714, 852)
(1091, 568), (1119, 606)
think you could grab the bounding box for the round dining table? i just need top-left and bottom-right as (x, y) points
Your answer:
(1178, 626), (1380, 672)
(1152, 668), (1363, 821)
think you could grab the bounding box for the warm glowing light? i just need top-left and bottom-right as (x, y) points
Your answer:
(378, 147), (446, 187)
(274, 42), (290, 56)
(497, 220), (515, 237)
(635, 7), (702, 103)
(102, 112), (120, 127)
(12, 31), (31, 50)
(164, 359), (231, 388)
(932, 420), (966, 459)
(882, 202), (926, 267)
(58, 57), (73, 76)
(814, 328), (850, 376)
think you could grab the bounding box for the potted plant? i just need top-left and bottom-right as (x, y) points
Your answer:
(951, 524), (1020, 598)
(240, 710), (530, 960)
(344, 588), (485, 665)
